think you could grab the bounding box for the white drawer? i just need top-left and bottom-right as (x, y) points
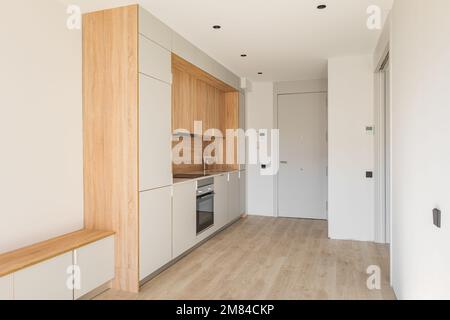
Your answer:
(139, 35), (171, 84)
(74, 236), (115, 299)
(0, 275), (13, 300)
(14, 253), (73, 300)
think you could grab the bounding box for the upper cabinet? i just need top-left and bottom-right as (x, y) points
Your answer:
(140, 74), (172, 191)
(139, 7), (172, 51)
(139, 35), (172, 84)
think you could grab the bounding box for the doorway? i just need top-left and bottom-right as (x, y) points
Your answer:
(375, 55), (391, 244)
(277, 92), (328, 220)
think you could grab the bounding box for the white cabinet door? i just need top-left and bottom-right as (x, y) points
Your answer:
(0, 275), (13, 300)
(139, 74), (172, 191)
(239, 92), (246, 171)
(214, 174), (228, 229)
(139, 7), (172, 51)
(239, 170), (246, 215)
(140, 187), (172, 281)
(74, 236), (115, 299)
(228, 172), (241, 222)
(14, 253), (73, 300)
(173, 181), (197, 258)
(139, 35), (172, 84)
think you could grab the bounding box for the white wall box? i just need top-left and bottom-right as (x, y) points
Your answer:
(73, 236), (115, 299)
(172, 181), (197, 258)
(139, 35), (172, 84)
(139, 74), (172, 191)
(0, 275), (13, 300)
(228, 172), (241, 222)
(140, 187), (173, 281)
(14, 253), (73, 300)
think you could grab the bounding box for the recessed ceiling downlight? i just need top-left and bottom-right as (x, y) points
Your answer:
(317, 4), (327, 9)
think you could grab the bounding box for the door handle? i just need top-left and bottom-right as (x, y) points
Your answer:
(280, 161), (288, 164)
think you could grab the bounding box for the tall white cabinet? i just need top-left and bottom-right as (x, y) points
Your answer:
(138, 7), (174, 281)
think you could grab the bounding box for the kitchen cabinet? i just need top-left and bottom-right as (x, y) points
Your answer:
(83, 5), (174, 292)
(0, 275), (13, 300)
(173, 181), (197, 258)
(139, 35), (172, 83)
(140, 187), (173, 281)
(214, 174), (229, 230)
(239, 170), (246, 215)
(139, 74), (172, 191)
(228, 172), (241, 222)
(139, 6), (172, 51)
(73, 236), (115, 299)
(84, 4), (241, 292)
(239, 92), (246, 171)
(14, 253), (73, 300)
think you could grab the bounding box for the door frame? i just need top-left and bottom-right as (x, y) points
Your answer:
(374, 52), (392, 245)
(273, 81), (328, 219)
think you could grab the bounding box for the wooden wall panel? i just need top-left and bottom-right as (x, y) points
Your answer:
(172, 67), (195, 133)
(172, 54), (240, 173)
(83, 5), (139, 293)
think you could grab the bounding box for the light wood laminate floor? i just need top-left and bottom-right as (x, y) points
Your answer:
(97, 216), (396, 300)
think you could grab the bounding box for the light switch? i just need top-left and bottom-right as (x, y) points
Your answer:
(433, 208), (442, 228)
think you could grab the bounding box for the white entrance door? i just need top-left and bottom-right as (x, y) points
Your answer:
(278, 93), (328, 220)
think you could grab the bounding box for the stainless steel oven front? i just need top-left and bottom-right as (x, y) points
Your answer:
(196, 178), (215, 234)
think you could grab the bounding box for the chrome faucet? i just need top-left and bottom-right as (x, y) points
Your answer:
(203, 156), (215, 175)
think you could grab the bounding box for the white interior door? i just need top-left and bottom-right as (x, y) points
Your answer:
(278, 93), (327, 220)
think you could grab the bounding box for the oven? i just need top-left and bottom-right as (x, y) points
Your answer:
(196, 178), (215, 234)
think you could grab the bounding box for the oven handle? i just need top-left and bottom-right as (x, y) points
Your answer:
(197, 192), (215, 200)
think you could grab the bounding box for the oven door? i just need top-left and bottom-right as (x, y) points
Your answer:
(196, 192), (215, 234)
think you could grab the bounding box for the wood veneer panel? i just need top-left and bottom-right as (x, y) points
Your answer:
(83, 5), (139, 293)
(172, 54), (236, 93)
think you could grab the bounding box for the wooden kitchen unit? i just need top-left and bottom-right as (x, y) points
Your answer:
(172, 54), (241, 174)
(82, 5), (244, 294)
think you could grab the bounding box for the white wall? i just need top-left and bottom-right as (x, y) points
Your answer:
(328, 55), (375, 242)
(246, 82), (276, 217)
(0, 0), (83, 253)
(390, 0), (450, 300)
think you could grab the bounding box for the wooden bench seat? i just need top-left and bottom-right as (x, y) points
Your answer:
(0, 229), (115, 277)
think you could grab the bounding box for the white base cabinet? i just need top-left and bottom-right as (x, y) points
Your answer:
(140, 187), (173, 280)
(14, 253), (73, 300)
(240, 170), (246, 215)
(228, 172), (241, 222)
(214, 174), (229, 230)
(74, 236), (115, 299)
(173, 181), (197, 258)
(2, 236), (114, 300)
(0, 275), (13, 300)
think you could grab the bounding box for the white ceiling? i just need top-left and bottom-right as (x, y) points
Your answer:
(60, 0), (393, 81)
